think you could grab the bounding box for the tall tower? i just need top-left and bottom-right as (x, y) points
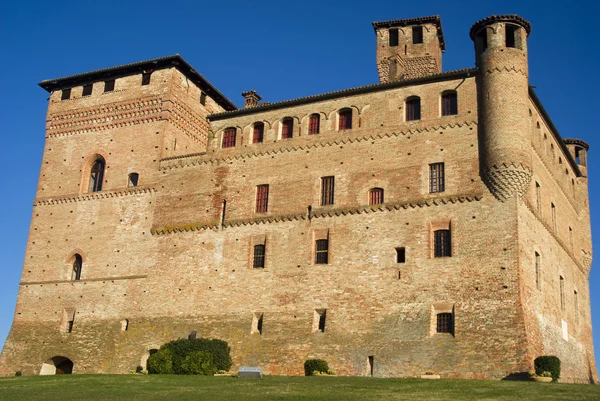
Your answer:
(471, 15), (532, 201)
(372, 16), (445, 82)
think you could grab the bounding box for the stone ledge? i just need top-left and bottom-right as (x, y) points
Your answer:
(20, 274), (148, 286)
(34, 186), (156, 206)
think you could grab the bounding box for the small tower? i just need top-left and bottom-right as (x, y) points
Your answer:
(471, 15), (532, 201)
(372, 16), (445, 83)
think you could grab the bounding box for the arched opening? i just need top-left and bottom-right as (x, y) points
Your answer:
(88, 156), (105, 193)
(141, 349), (159, 370)
(40, 356), (74, 375)
(128, 173), (139, 187)
(72, 254), (82, 281)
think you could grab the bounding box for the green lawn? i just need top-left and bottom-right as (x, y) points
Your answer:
(0, 375), (598, 401)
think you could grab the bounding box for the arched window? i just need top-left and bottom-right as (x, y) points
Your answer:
(253, 122), (264, 144)
(72, 254), (82, 280)
(89, 157), (105, 193)
(308, 114), (320, 135)
(369, 188), (384, 205)
(441, 91), (458, 116)
(128, 173), (139, 187)
(338, 109), (352, 130)
(222, 127), (236, 148)
(406, 96), (421, 121)
(281, 118), (293, 139)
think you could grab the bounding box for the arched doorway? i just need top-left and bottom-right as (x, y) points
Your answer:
(140, 349), (158, 370)
(40, 356), (74, 375)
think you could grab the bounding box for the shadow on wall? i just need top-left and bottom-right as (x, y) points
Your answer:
(40, 356), (74, 375)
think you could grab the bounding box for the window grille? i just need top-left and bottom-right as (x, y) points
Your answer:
(253, 123), (264, 143)
(61, 88), (71, 100)
(338, 109), (352, 130)
(429, 163), (445, 193)
(406, 97), (421, 121)
(441, 92), (458, 116)
(281, 118), (293, 139)
(222, 128), (236, 148)
(434, 229), (451, 257)
(89, 158), (105, 193)
(412, 26), (423, 44)
(253, 244), (265, 268)
(436, 312), (453, 334)
(256, 185), (269, 213)
(315, 239), (329, 264)
(104, 79), (115, 92)
(141, 72), (151, 85)
(321, 176), (335, 205)
(369, 188), (384, 205)
(82, 84), (93, 96)
(309, 114), (320, 134)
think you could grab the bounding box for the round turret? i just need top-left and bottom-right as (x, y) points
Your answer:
(471, 15), (532, 201)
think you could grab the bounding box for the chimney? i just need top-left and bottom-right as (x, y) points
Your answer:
(242, 90), (262, 108)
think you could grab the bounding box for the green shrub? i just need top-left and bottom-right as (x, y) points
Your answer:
(147, 348), (174, 374)
(15, 371), (22, 377)
(151, 338), (232, 375)
(180, 351), (217, 375)
(304, 359), (329, 376)
(135, 365), (143, 373)
(534, 356), (561, 382)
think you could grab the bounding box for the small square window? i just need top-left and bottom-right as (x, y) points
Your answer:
(104, 79), (115, 92)
(141, 72), (151, 86)
(61, 88), (71, 100)
(82, 84), (93, 96)
(396, 247), (406, 263)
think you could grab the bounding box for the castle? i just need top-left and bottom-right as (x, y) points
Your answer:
(0, 14), (596, 382)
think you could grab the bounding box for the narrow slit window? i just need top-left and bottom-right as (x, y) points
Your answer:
(141, 72), (151, 85)
(551, 203), (557, 232)
(429, 163), (445, 193)
(436, 312), (453, 334)
(222, 128), (236, 148)
(252, 313), (263, 334)
(128, 173), (139, 187)
(82, 84), (93, 96)
(535, 182), (542, 214)
(369, 188), (384, 205)
(412, 26), (423, 44)
(104, 79), (115, 92)
(321, 176), (335, 206)
(89, 157), (105, 193)
(253, 123), (264, 144)
(308, 114), (320, 135)
(389, 28), (399, 47)
(434, 229), (451, 257)
(255, 184), (269, 213)
(281, 118), (293, 139)
(396, 247), (406, 263)
(72, 254), (82, 281)
(200, 92), (207, 105)
(338, 109), (352, 130)
(535, 252), (541, 290)
(505, 24), (517, 48)
(441, 91), (458, 116)
(253, 244), (266, 268)
(61, 88), (71, 100)
(406, 97), (421, 121)
(560, 276), (565, 311)
(317, 310), (327, 332)
(315, 239), (329, 264)
(121, 319), (129, 331)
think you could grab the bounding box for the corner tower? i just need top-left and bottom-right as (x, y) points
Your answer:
(372, 16), (444, 82)
(471, 15), (532, 201)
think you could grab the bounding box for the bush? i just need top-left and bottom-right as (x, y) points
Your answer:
(15, 371), (22, 377)
(534, 356), (561, 382)
(147, 348), (174, 374)
(150, 338), (232, 375)
(135, 365), (143, 373)
(304, 359), (329, 376)
(180, 351), (217, 375)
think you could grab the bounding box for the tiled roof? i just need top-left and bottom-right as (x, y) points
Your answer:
(38, 54), (237, 111)
(208, 68), (475, 120)
(470, 15), (531, 39)
(372, 16), (445, 51)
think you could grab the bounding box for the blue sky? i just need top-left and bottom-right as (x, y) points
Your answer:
(1, 0), (599, 373)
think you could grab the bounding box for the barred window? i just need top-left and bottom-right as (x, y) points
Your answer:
(412, 26), (423, 44)
(369, 188), (384, 205)
(253, 244), (265, 268)
(441, 91), (458, 116)
(434, 229), (451, 257)
(82, 84), (93, 96)
(61, 88), (71, 100)
(253, 122), (264, 144)
(72, 254), (82, 281)
(89, 157), (105, 193)
(338, 109), (352, 130)
(315, 239), (329, 264)
(281, 118), (293, 139)
(389, 28), (399, 47)
(222, 128), (236, 148)
(406, 96), (421, 121)
(321, 176), (335, 206)
(104, 79), (115, 92)
(256, 184), (269, 213)
(436, 312), (453, 334)
(309, 114), (320, 135)
(429, 163), (445, 193)
(141, 72), (151, 86)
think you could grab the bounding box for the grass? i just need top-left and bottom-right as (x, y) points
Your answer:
(0, 374), (599, 401)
